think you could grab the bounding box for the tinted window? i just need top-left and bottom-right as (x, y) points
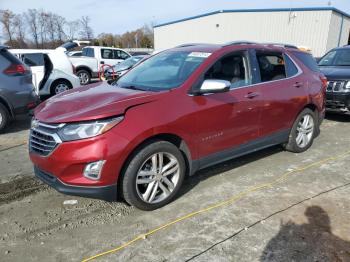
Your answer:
(257, 52), (286, 82)
(204, 52), (251, 89)
(284, 55), (299, 77)
(318, 49), (350, 66)
(22, 53), (44, 67)
(82, 48), (95, 57)
(113, 50), (130, 60)
(101, 49), (113, 59)
(117, 51), (209, 91)
(293, 51), (320, 72)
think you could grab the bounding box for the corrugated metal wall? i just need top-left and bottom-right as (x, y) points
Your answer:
(154, 10), (334, 57)
(327, 11), (350, 52)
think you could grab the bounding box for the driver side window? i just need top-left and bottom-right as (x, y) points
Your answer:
(204, 52), (251, 89)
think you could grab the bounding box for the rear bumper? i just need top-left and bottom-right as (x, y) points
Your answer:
(34, 166), (118, 201)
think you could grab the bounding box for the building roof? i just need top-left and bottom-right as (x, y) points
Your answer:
(154, 7), (350, 28)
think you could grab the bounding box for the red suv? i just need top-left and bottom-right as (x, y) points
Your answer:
(29, 42), (326, 210)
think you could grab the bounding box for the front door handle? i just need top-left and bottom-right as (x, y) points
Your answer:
(245, 92), (260, 99)
(293, 82), (303, 88)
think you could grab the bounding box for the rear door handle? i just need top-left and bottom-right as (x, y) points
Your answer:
(293, 82), (303, 88)
(245, 92), (260, 99)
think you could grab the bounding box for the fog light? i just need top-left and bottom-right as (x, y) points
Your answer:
(83, 160), (105, 180)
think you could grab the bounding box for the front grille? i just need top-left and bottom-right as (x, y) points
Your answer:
(326, 81), (347, 92)
(29, 121), (62, 156)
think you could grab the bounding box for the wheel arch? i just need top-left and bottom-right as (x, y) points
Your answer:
(76, 66), (92, 76)
(117, 133), (193, 198)
(0, 96), (13, 118)
(50, 78), (73, 95)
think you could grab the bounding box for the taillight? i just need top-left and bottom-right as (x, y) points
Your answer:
(320, 75), (327, 91)
(4, 64), (28, 76)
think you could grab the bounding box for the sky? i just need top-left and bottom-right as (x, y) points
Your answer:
(1, 0), (350, 36)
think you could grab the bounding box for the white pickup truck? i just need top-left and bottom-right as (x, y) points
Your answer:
(59, 41), (132, 85)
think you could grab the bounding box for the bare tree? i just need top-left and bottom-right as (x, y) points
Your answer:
(26, 9), (40, 48)
(0, 9), (15, 46)
(13, 14), (27, 47)
(79, 16), (93, 40)
(66, 20), (80, 40)
(54, 14), (66, 42)
(38, 10), (49, 48)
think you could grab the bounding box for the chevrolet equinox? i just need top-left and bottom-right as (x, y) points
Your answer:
(29, 42), (326, 210)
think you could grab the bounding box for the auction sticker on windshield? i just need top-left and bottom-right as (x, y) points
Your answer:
(188, 52), (212, 58)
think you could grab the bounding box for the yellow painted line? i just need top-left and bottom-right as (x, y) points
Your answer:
(82, 150), (350, 262)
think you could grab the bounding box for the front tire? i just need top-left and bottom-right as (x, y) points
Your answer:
(0, 103), (9, 133)
(121, 141), (186, 211)
(285, 108), (317, 153)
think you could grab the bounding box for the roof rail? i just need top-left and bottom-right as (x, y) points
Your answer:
(262, 43), (298, 49)
(223, 41), (256, 46)
(175, 43), (205, 48)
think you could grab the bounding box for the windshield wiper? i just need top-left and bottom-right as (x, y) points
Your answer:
(119, 85), (148, 91)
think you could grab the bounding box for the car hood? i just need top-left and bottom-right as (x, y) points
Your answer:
(34, 82), (158, 123)
(319, 66), (350, 80)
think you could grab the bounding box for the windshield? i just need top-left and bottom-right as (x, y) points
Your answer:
(116, 50), (210, 91)
(319, 49), (350, 66)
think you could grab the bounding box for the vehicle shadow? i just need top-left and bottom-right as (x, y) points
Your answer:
(325, 112), (350, 122)
(3, 115), (31, 134)
(177, 145), (283, 199)
(260, 206), (350, 261)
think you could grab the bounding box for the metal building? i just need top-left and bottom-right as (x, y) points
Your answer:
(154, 7), (350, 57)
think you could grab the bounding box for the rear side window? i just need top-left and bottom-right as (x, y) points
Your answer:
(284, 54), (299, 77)
(292, 51), (320, 72)
(101, 48), (113, 59)
(113, 50), (130, 60)
(22, 53), (44, 67)
(256, 52), (286, 82)
(82, 48), (95, 57)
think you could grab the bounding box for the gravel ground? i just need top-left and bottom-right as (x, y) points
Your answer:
(0, 114), (349, 261)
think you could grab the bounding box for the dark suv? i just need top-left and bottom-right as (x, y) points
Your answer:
(29, 42), (326, 210)
(0, 46), (39, 132)
(318, 45), (350, 114)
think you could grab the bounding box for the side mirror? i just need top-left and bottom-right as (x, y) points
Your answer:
(197, 79), (231, 95)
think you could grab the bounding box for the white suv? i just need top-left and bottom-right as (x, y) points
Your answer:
(10, 49), (80, 96)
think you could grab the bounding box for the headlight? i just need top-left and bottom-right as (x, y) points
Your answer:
(57, 116), (124, 141)
(346, 81), (350, 89)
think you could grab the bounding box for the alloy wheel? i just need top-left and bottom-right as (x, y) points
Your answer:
(296, 114), (314, 148)
(54, 83), (70, 94)
(136, 152), (180, 204)
(78, 72), (89, 85)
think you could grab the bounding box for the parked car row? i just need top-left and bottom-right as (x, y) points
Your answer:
(61, 42), (133, 85)
(28, 42), (328, 210)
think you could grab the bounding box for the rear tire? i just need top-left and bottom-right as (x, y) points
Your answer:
(0, 103), (10, 133)
(77, 69), (91, 85)
(121, 141), (186, 211)
(51, 80), (72, 96)
(284, 108), (317, 153)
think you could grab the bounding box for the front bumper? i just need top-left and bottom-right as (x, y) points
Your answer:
(326, 92), (350, 113)
(34, 166), (117, 201)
